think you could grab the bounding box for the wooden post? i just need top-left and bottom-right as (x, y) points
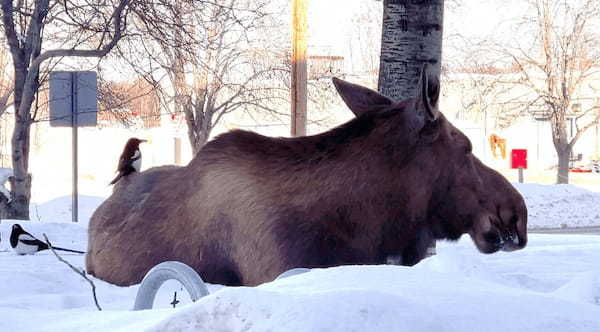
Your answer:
(291, 0), (307, 137)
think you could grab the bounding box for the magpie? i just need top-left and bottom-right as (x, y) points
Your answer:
(109, 137), (147, 185)
(10, 224), (85, 255)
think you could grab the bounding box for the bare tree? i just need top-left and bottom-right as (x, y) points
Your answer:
(118, 0), (289, 154)
(96, 77), (161, 129)
(0, 0), (135, 219)
(444, 42), (525, 131)
(466, 0), (600, 183)
(176, 1), (289, 154)
(0, 0), (194, 219)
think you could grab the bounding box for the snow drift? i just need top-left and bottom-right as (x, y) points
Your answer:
(147, 252), (600, 332)
(514, 183), (600, 228)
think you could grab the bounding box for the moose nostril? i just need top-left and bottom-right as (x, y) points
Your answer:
(510, 215), (518, 225)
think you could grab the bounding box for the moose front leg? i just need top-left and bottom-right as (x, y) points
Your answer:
(403, 227), (435, 266)
(386, 228), (434, 266)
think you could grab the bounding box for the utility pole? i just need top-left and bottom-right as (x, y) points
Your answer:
(291, 0), (307, 136)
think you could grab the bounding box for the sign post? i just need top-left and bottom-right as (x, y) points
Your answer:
(510, 149), (528, 183)
(72, 73), (78, 224)
(49, 71), (98, 222)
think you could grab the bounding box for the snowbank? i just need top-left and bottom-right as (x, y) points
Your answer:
(1, 221), (600, 332)
(144, 235), (600, 332)
(147, 262), (600, 332)
(514, 183), (600, 228)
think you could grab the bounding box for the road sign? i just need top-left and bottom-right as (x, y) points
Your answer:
(48, 71), (98, 222)
(49, 71), (97, 127)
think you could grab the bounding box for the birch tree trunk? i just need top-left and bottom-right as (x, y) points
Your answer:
(378, 0), (444, 100)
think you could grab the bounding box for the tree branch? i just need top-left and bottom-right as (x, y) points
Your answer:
(42, 234), (102, 311)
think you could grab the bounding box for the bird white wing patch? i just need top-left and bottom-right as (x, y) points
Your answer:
(14, 234), (40, 255)
(132, 150), (142, 172)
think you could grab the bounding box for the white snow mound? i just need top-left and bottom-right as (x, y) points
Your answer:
(514, 183), (600, 228)
(148, 264), (600, 332)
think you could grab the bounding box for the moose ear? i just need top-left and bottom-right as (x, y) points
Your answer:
(414, 63), (441, 122)
(332, 77), (393, 117)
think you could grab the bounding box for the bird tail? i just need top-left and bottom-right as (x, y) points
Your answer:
(109, 173), (122, 185)
(51, 246), (85, 254)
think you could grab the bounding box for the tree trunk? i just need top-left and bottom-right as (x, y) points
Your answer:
(2, 0), (128, 220)
(551, 108), (571, 184)
(555, 144), (571, 184)
(9, 66), (36, 220)
(188, 127), (209, 156)
(378, 0), (444, 100)
(2, 0), (45, 220)
(8, 173), (32, 219)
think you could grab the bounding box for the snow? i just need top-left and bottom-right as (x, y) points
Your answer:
(0, 167), (12, 200)
(29, 195), (105, 225)
(514, 183), (600, 228)
(0, 183), (599, 331)
(0, 167), (13, 185)
(148, 263), (600, 332)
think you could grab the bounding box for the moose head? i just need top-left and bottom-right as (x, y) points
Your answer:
(332, 65), (527, 256)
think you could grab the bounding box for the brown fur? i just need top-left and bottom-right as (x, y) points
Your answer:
(86, 66), (528, 286)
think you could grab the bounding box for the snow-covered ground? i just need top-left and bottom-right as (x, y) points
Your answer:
(0, 221), (598, 332)
(514, 183), (600, 228)
(0, 182), (599, 331)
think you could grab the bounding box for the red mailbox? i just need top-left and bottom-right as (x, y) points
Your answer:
(511, 149), (527, 169)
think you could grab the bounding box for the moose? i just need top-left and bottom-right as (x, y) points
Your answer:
(86, 65), (528, 286)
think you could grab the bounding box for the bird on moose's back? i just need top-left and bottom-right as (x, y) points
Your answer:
(10, 224), (85, 255)
(110, 138), (147, 185)
(86, 64), (528, 287)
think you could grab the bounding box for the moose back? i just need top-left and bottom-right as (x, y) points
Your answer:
(86, 66), (528, 286)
